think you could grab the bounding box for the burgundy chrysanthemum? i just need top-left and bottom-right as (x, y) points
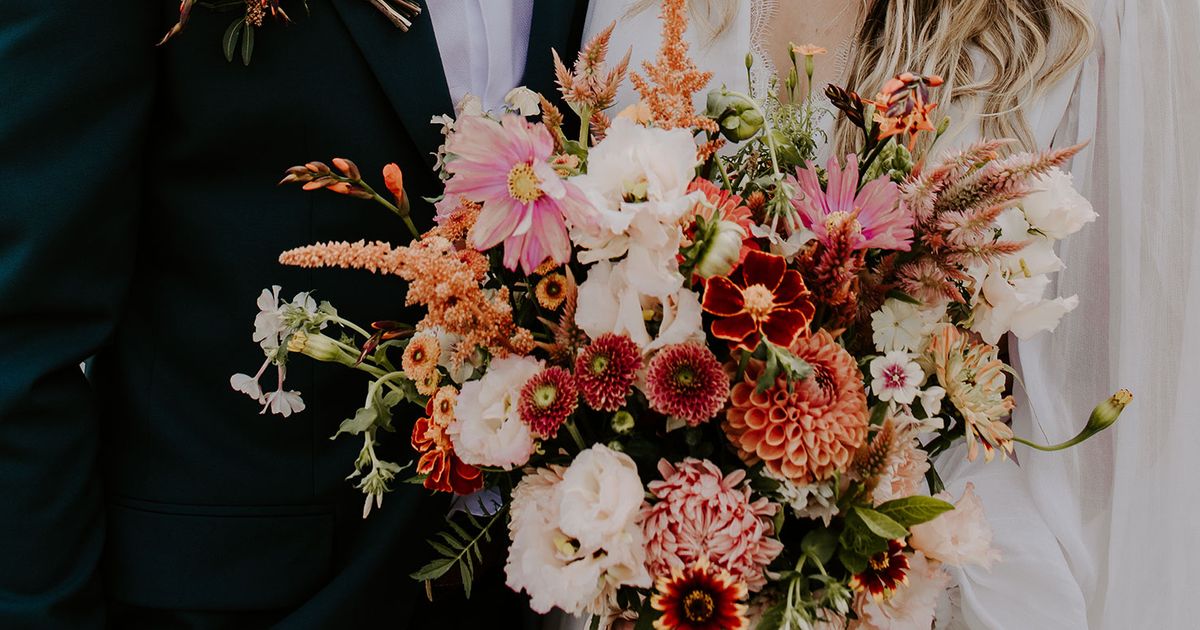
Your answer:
(645, 343), (729, 426)
(574, 333), (643, 411)
(518, 367), (578, 439)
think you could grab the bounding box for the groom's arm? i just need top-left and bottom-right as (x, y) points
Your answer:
(0, 3), (155, 626)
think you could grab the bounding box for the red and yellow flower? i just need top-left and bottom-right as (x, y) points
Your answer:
(701, 250), (815, 351)
(411, 389), (484, 495)
(850, 539), (911, 600)
(651, 557), (749, 630)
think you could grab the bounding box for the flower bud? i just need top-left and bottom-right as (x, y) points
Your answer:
(611, 410), (636, 435)
(1085, 389), (1132, 435)
(606, 440), (626, 453)
(694, 220), (747, 279)
(287, 330), (347, 363)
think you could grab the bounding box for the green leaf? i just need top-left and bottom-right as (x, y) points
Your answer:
(875, 496), (955, 528)
(801, 528), (837, 565)
(410, 558), (454, 581)
(240, 23), (255, 66)
(436, 531), (464, 550)
(853, 506), (909, 540)
(838, 509), (889, 558)
(335, 403), (378, 438)
(459, 557), (474, 599)
(885, 289), (924, 305)
(222, 18), (243, 63)
(869, 401), (889, 427)
(838, 546), (868, 575)
(427, 539), (457, 558)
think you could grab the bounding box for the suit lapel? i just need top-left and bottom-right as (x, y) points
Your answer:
(521, 0), (590, 102)
(328, 0), (453, 162)
(329, 0), (589, 161)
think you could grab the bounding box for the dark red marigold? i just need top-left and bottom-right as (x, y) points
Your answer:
(518, 366), (578, 439)
(651, 557), (749, 630)
(850, 539), (910, 599)
(574, 333), (643, 411)
(645, 343), (729, 426)
(702, 249), (816, 351)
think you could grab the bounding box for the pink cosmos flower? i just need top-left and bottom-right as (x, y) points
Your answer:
(789, 154), (914, 251)
(443, 114), (592, 274)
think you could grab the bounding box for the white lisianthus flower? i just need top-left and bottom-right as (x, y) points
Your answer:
(505, 454), (652, 616)
(576, 260), (704, 351)
(1020, 168), (1097, 239)
(869, 351), (924, 404)
(969, 208), (1079, 344)
(448, 355), (540, 469)
(870, 298), (943, 353)
(503, 86), (541, 116)
(455, 93), (484, 118)
(910, 483), (1001, 569)
(557, 444), (646, 551)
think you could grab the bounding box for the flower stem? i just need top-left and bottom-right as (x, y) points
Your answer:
(1011, 433), (1090, 452)
(578, 106), (592, 147)
(564, 419), (587, 452)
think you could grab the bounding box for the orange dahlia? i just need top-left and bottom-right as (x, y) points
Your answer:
(724, 330), (869, 484)
(411, 391), (484, 495)
(702, 250), (815, 352)
(651, 557), (748, 630)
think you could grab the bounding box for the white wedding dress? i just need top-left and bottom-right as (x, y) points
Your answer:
(561, 1), (1200, 628)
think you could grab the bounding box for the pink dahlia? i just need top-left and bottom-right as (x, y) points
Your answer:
(789, 154), (914, 251)
(642, 458), (783, 592)
(443, 114), (592, 274)
(645, 343), (729, 426)
(724, 330), (869, 484)
(575, 333), (643, 411)
(518, 366), (579, 439)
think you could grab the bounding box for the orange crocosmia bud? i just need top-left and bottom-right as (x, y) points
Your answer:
(327, 182), (354, 195)
(383, 163), (404, 199)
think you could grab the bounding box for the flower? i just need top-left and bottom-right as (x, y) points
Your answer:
(924, 324), (1015, 461)
(765, 469), (840, 525)
(518, 366), (578, 439)
(575, 333), (643, 411)
(917, 386), (945, 417)
(642, 459), (783, 592)
(506, 462), (652, 616)
(684, 179), (758, 278)
(910, 483), (1000, 569)
(869, 352), (924, 404)
(644, 343), (730, 426)
(791, 43), (827, 56)
(870, 298), (942, 353)
(442, 114), (592, 273)
(535, 273), (570, 310)
(504, 86), (541, 116)
(448, 355), (540, 469)
(411, 390), (484, 495)
(702, 249), (816, 351)
(628, 0), (717, 132)
(868, 435), (929, 506)
(576, 259), (705, 351)
(651, 557), (749, 630)
(401, 334), (440, 381)
(1020, 168), (1097, 239)
(855, 551), (948, 630)
(557, 444), (647, 551)
(789, 154), (914, 251)
(849, 539), (910, 599)
(724, 330), (869, 483)
(868, 73), (943, 148)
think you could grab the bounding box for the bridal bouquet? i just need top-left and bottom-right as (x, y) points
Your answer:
(231, 2), (1127, 628)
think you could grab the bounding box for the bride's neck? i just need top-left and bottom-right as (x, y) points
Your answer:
(765, 0), (865, 96)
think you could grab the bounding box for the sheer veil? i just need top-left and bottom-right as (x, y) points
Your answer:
(1015, 1), (1200, 627)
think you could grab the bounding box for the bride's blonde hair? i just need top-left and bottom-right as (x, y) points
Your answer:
(836, 0), (1095, 153)
(629, 0), (1094, 153)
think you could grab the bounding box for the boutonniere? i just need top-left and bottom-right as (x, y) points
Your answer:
(159, 0), (422, 65)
